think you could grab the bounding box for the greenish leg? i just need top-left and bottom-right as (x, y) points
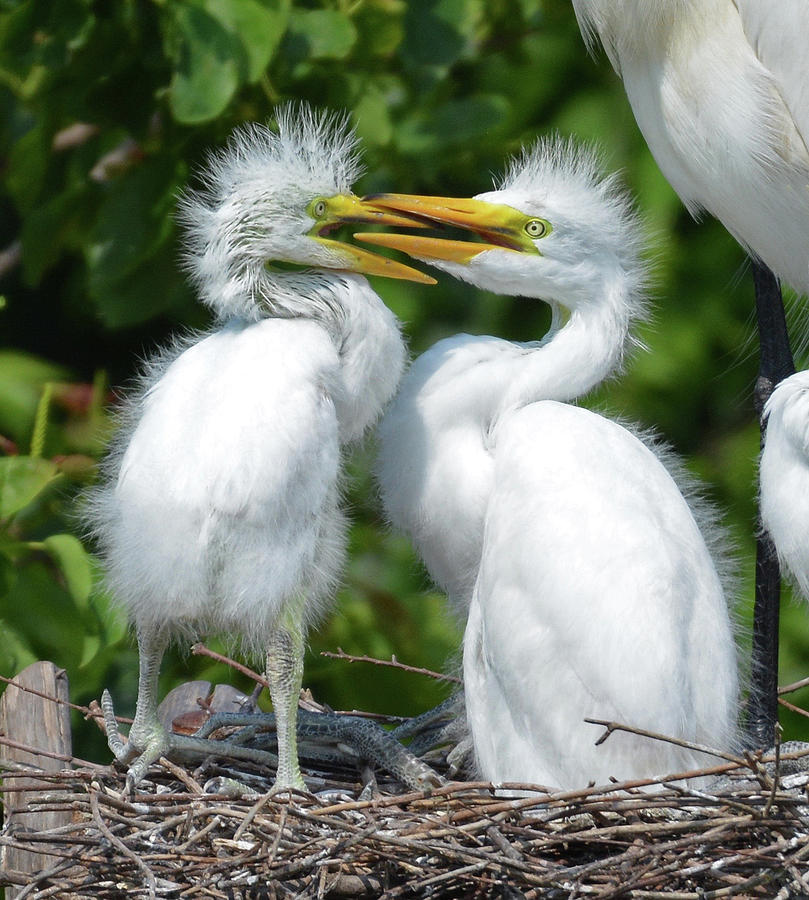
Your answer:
(266, 602), (307, 791)
(129, 627), (170, 752)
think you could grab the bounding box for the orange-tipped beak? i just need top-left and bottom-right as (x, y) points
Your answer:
(354, 232), (494, 264)
(312, 194), (437, 284)
(354, 194), (539, 264)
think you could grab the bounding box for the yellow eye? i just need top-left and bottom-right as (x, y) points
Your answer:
(525, 218), (549, 238)
(311, 199), (328, 218)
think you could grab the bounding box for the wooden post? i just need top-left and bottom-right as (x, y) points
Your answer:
(0, 661), (73, 897)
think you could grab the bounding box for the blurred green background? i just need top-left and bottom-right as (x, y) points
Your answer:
(1, 0), (807, 764)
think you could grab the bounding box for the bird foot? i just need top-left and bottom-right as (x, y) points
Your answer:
(101, 688), (282, 792)
(101, 688), (177, 791)
(194, 709), (444, 791)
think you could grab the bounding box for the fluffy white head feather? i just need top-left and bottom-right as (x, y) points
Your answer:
(178, 105), (364, 321)
(421, 137), (651, 362)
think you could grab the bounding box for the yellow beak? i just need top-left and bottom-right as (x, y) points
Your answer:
(353, 194), (536, 263)
(312, 194), (437, 284)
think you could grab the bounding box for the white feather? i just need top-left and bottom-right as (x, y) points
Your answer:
(760, 370), (809, 602)
(572, 0), (809, 295)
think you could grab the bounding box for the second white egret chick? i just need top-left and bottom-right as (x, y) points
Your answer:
(359, 140), (740, 788)
(89, 106), (434, 792)
(760, 371), (809, 603)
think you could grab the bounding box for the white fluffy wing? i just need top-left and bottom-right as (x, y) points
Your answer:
(734, 0), (809, 153)
(464, 402), (737, 788)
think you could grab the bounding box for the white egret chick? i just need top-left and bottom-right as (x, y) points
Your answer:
(89, 106), (434, 791)
(760, 372), (809, 603)
(358, 140), (739, 788)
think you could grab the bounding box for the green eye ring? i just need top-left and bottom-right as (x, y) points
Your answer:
(310, 198), (328, 219)
(524, 218), (550, 239)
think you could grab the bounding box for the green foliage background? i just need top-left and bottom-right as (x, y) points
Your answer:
(1, 0), (807, 763)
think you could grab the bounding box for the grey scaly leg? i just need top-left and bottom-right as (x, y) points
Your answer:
(103, 627), (170, 788)
(102, 626), (281, 791)
(265, 609), (306, 791)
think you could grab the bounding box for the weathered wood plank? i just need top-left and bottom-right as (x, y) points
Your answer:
(0, 661), (73, 898)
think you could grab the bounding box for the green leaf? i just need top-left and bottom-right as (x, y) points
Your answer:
(20, 187), (85, 285)
(354, 3), (405, 58)
(286, 9), (356, 61)
(91, 239), (195, 329)
(402, 0), (482, 67)
(43, 533), (94, 609)
(395, 95), (509, 154)
(0, 560), (87, 668)
(5, 121), (50, 214)
(0, 456), (59, 519)
(353, 83), (395, 147)
(205, 0), (290, 82)
(0, 351), (70, 444)
(165, 2), (241, 124)
(79, 633), (101, 668)
(0, 619), (38, 676)
(0, 551), (16, 600)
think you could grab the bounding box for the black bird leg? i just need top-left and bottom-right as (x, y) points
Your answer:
(749, 260), (794, 748)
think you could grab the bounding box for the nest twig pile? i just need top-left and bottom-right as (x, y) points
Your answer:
(4, 655), (809, 898)
(3, 743), (809, 899)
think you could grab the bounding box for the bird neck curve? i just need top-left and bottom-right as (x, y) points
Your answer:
(493, 275), (636, 418)
(318, 273), (406, 444)
(257, 268), (406, 443)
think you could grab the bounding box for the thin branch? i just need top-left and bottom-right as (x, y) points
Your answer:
(190, 643), (269, 688)
(585, 717), (746, 764)
(0, 672), (101, 721)
(0, 735), (107, 771)
(779, 696), (809, 719)
(89, 788), (157, 900)
(320, 648), (461, 683)
(778, 675), (809, 695)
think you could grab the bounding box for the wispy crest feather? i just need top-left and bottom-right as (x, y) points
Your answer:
(500, 135), (652, 352)
(177, 105), (364, 319)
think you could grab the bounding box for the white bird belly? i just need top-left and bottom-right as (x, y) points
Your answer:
(465, 402), (738, 788)
(95, 318), (345, 647)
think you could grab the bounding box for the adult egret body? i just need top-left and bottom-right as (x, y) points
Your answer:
(571, 0), (806, 742)
(571, 0), (809, 297)
(89, 107), (434, 791)
(360, 140), (739, 787)
(760, 372), (809, 603)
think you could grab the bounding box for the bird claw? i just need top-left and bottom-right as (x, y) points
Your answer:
(100, 688), (137, 765)
(102, 688), (174, 791)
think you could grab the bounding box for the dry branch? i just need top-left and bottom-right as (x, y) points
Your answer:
(321, 648), (462, 684)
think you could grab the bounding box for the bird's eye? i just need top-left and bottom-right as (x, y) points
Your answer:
(311, 199), (328, 219)
(525, 218), (550, 238)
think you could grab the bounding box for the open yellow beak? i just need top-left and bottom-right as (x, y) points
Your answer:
(312, 194), (437, 284)
(353, 194), (537, 264)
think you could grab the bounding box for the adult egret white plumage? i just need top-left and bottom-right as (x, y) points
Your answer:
(760, 371), (809, 604)
(570, 0), (806, 743)
(89, 106), (435, 791)
(570, 0), (809, 298)
(359, 139), (739, 787)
